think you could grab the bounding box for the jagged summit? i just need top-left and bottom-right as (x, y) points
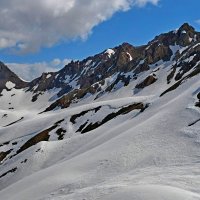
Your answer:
(178, 23), (195, 33)
(0, 23), (200, 100)
(149, 23), (199, 47)
(0, 62), (27, 93)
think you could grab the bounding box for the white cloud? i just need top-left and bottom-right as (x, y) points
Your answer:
(63, 58), (72, 66)
(51, 58), (62, 66)
(7, 59), (71, 81)
(0, 0), (159, 53)
(134, 0), (159, 7)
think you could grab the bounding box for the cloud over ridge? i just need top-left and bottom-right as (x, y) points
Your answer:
(0, 0), (159, 53)
(7, 58), (71, 81)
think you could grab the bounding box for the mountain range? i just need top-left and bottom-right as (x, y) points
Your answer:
(0, 23), (200, 200)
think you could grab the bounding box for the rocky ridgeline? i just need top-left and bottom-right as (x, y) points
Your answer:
(0, 62), (28, 93)
(1, 23), (200, 109)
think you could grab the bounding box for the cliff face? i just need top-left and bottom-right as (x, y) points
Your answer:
(0, 62), (28, 93)
(26, 23), (200, 110)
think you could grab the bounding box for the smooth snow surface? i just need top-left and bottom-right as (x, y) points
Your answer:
(0, 58), (200, 200)
(5, 81), (15, 89)
(104, 185), (200, 200)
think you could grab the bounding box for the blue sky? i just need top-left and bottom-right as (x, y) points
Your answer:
(0, 0), (200, 80)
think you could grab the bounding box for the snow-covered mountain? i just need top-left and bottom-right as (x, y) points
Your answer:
(1, 23), (200, 200)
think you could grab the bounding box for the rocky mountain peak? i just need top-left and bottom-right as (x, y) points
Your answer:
(178, 23), (195, 34)
(1, 23), (200, 100)
(176, 23), (198, 46)
(0, 61), (13, 74)
(0, 62), (28, 93)
(119, 42), (134, 50)
(149, 23), (199, 48)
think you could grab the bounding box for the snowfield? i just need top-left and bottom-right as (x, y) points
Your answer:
(0, 69), (200, 199)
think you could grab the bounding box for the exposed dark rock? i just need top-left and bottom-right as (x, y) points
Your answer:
(195, 102), (200, 108)
(161, 64), (200, 96)
(175, 53), (200, 81)
(135, 75), (157, 89)
(56, 128), (67, 140)
(195, 92), (200, 107)
(2, 114), (8, 118)
(80, 103), (146, 134)
(44, 87), (99, 112)
(0, 141), (10, 147)
(21, 159), (28, 164)
(32, 93), (42, 102)
(0, 62), (28, 94)
(0, 150), (12, 163)
(197, 92), (200, 100)
(70, 106), (101, 124)
(12, 142), (18, 145)
(145, 44), (173, 64)
(105, 74), (131, 93)
(76, 121), (89, 133)
(188, 118), (200, 126)
(17, 120), (64, 154)
(0, 167), (17, 179)
(167, 67), (176, 84)
(177, 23), (197, 46)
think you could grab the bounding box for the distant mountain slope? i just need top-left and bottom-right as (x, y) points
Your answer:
(25, 23), (200, 109)
(0, 23), (200, 200)
(0, 62), (28, 93)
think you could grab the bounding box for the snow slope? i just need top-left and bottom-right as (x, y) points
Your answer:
(0, 24), (200, 199)
(0, 64), (200, 199)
